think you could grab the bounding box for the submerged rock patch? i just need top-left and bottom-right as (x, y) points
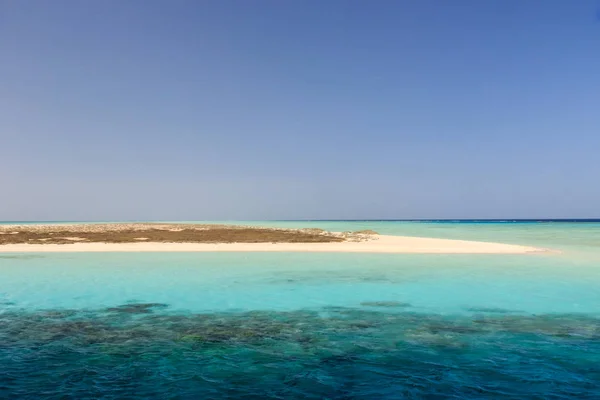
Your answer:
(360, 301), (411, 308)
(106, 303), (169, 314)
(466, 306), (521, 314)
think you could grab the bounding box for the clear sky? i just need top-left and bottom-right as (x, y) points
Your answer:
(2, 0), (599, 221)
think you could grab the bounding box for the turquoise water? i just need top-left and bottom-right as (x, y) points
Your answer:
(1, 222), (600, 398)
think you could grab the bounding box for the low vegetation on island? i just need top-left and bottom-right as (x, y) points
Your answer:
(0, 223), (378, 245)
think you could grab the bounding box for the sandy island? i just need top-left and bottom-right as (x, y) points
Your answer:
(0, 223), (547, 254)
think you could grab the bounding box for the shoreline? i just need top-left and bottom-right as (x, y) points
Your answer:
(0, 234), (547, 254)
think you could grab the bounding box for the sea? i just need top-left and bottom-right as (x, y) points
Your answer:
(1, 220), (600, 398)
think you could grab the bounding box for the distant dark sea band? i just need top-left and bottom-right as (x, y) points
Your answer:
(279, 219), (600, 223)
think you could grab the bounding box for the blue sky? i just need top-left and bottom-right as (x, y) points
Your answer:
(2, 0), (599, 220)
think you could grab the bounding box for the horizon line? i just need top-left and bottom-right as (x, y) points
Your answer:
(1, 218), (600, 223)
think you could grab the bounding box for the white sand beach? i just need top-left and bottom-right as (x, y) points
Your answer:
(0, 234), (545, 254)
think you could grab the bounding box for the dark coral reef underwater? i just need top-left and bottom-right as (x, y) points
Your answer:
(1, 303), (600, 399)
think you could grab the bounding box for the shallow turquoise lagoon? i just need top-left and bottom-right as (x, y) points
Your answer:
(1, 222), (600, 398)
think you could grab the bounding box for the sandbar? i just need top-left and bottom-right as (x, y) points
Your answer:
(0, 223), (547, 254)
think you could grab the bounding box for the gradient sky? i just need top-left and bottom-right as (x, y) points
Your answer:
(2, 0), (599, 221)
